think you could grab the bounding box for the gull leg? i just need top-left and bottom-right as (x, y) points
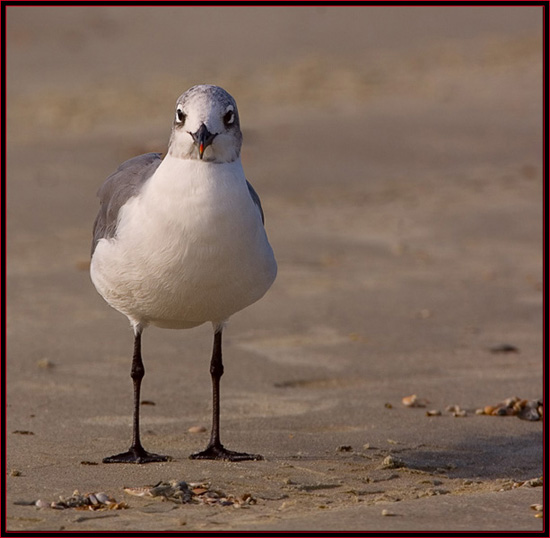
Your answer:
(190, 328), (262, 461)
(103, 329), (169, 464)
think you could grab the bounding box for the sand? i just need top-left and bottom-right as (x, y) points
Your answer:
(5, 5), (543, 532)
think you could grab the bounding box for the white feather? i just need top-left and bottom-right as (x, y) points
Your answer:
(91, 154), (276, 330)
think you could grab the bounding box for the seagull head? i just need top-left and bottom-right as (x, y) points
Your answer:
(168, 85), (242, 163)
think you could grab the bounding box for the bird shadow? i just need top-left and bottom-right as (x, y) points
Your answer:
(395, 430), (543, 480)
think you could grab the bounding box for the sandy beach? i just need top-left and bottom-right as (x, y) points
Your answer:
(5, 5), (543, 532)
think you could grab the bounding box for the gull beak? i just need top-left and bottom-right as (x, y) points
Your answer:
(192, 124), (217, 160)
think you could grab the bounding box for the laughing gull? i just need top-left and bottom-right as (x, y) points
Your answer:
(90, 85), (277, 463)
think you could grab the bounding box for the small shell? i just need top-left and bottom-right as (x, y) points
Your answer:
(95, 492), (112, 504)
(124, 486), (153, 497)
(503, 397), (519, 408)
(381, 509), (395, 516)
(522, 477), (543, 487)
(188, 425), (207, 433)
(513, 400), (525, 412)
(453, 409), (467, 417)
(381, 455), (405, 469)
(530, 504), (543, 511)
(517, 406), (540, 421)
(475, 408), (485, 415)
(35, 499), (49, 509)
(402, 394), (428, 407)
(426, 409), (441, 416)
(483, 406), (495, 415)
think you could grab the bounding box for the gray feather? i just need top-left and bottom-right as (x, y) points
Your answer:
(91, 153), (162, 255)
(246, 180), (265, 224)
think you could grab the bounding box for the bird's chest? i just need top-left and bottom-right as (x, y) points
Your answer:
(119, 161), (262, 279)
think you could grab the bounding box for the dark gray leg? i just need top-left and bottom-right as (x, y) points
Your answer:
(103, 329), (169, 464)
(190, 328), (262, 461)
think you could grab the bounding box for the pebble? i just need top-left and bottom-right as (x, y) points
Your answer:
(425, 409), (441, 416)
(381, 509), (395, 516)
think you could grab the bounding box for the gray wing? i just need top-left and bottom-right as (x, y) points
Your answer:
(91, 153), (162, 256)
(246, 180), (265, 225)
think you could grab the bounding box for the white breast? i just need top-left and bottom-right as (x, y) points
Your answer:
(90, 156), (277, 329)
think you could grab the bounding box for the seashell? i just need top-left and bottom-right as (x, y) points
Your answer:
(95, 492), (111, 504)
(517, 406), (541, 421)
(453, 409), (467, 417)
(513, 400), (526, 412)
(87, 494), (98, 505)
(188, 425), (207, 433)
(475, 408), (485, 415)
(124, 486), (153, 497)
(381, 509), (395, 516)
(381, 455), (405, 469)
(35, 499), (49, 509)
(503, 397), (519, 407)
(530, 504), (543, 511)
(402, 394), (428, 407)
(522, 477), (543, 487)
(426, 409), (441, 416)
(483, 406), (495, 415)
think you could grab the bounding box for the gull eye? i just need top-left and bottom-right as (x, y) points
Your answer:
(176, 107), (186, 124)
(223, 110), (235, 126)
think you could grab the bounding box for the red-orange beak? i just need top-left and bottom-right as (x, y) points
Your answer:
(192, 124), (217, 160)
